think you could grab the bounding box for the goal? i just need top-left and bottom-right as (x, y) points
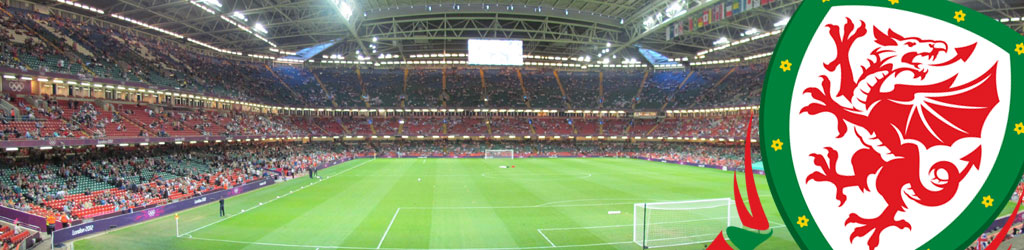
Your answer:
(484, 149), (515, 160)
(633, 198), (738, 248)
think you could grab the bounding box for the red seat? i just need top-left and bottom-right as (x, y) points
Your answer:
(0, 231), (13, 242)
(9, 231), (30, 244)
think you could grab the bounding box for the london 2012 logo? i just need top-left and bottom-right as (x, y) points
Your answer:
(760, 1), (1024, 249)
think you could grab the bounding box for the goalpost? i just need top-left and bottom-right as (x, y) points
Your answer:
(484, 149), (515, 160)
(633, 198), (738, 248)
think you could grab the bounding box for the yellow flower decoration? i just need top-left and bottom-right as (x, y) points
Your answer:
(772, 139), (784, 152)
(954, 10), (966, 23)
(780, 60), (792, 72)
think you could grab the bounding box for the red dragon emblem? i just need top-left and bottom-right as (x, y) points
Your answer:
(799, 18), (999, 249)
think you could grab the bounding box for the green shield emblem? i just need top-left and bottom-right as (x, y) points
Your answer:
(761, 0), (1024, 249)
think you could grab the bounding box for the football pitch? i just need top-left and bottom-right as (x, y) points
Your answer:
(70, 158), (798, 249)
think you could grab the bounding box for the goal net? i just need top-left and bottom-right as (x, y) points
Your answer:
(484, 149), (515, 160)
(633, 198), (738, 248)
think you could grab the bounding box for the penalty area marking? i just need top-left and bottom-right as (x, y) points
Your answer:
(178, 159), (375, 237)
(376, 208), (401, 249)
(537, 229), (556, 247)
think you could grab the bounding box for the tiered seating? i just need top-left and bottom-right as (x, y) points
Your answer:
(314, 68), (363, 107)
(289, 118), (326, 136)
(602, 119), (629, 135)
(447, 118), (485, 135)
(630, 119), (659, 136)
(488, 118), (530, 136)
(100, 109), (145, 137)
(0, 4), (774, 110)
(602, 71), (644, 109)
(521, 70), (563, 108)
(0, 121), (65, 138)
(118, 106), (201, 137)
(26, 203), (58, 219)
(0, 230), (13, 243)
(217, 115), (252, 135)
(0, 226), (10, 240)
(273, 65), (332, 107)
(72, 204), (114, 219)
(182, 113), (228, 136)
(69, 176), (114, 194)
(9, 231), (31, 247)
(650, 113), (756, 139)
(341, 118), (372, 135)
(532, 118), (572, 135)
(316, 118), (346, 134)
(561, 71), (601, 108)
(402, 117), (444, 135)
(362, 69), (404, 107)
(374, 118), (399, 135)
(445, 69), (484, 107)
(638, 71), (689, 109)
(118, 105), (159, 130)
(405, 69), (443, 107)
(683, 64), (766, 109)
(162, 183), (193, 201)
(43, 188), (124, 210)
(482, 69), (525, 108)
(572, 119), (598, 135)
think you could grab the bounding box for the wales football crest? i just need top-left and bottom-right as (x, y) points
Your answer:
(761, 1), (1024, 249)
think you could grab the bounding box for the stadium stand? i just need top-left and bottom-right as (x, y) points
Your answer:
(0, 5), (766, 111)
(0, 5), (783, 244)
(1, 142), (348, 220)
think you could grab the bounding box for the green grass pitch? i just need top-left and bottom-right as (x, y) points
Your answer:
(69, 158), (801, 249)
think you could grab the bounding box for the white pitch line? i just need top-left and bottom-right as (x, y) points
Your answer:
(376, 208), (401, 249)
(180, 159), (374, 237)
(178, 195), (271, 237)
(537, 229), (556, 247)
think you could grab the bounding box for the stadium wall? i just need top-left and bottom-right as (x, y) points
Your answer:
(0, 204), (45, 232)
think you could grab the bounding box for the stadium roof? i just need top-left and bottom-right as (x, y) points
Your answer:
(44, 0), (1024, 64)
